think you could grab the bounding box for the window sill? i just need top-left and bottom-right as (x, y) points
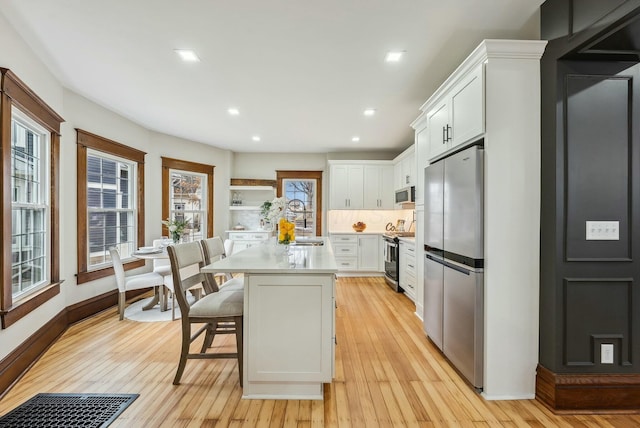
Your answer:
(76, 258), (145, 285)
(1, 281), (63, 329)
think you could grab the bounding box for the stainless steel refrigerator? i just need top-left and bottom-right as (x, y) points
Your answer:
(423, 144), (484, 390)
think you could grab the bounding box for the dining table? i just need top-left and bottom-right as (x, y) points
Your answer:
(201, 237), (338, 400)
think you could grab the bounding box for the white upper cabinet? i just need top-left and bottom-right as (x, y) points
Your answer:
(413, 119), (429, 206)
(364, 164), (394, 209)
(450, 64), (484, 146)
(329, 164), (364, 209)
(329, 161), (393, 210)
(393, 145), (416, 190)
(425, 63), (484, 161)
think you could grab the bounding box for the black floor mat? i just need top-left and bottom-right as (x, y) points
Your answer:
(0, 393), (139, 428)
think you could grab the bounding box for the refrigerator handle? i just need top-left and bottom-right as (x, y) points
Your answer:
(426, 253), (471, 275)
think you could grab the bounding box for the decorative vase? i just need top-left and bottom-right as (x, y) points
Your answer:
(172, 233), (182, 244)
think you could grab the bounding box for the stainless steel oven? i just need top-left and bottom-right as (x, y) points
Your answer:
(382, 234), (403, 292)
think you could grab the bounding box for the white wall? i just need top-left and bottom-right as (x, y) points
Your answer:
(232, 152), (328, 179)
(0, 13), (235, 361)
(0, 10), (67, 361)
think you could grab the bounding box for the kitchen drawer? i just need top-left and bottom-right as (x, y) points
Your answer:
(333, 244), (357, 257)
(405, 270), (416, 289)
(405, 253), (416, 274)
(335, 257), (358, 270)
(331, 234), (358, 244)
(229, 232), (270, 241)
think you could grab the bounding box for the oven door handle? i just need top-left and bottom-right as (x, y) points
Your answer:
(384, 242), (396, 263)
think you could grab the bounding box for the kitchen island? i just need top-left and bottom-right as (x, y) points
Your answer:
(201, 238), (337, 399)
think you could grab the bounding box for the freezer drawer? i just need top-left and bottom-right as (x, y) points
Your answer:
(443, 263), (483, 389)
(423, 254), (444, 350)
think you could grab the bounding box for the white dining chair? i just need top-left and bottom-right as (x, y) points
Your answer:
(109, 247), (164, 321)
(200, 237), (243, 292)
(151, 238), (202, 320)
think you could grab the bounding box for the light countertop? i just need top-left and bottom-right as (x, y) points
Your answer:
(202, 237), (338, 274)
(226, 229), (272, 233)
(328, 230), (386, 235)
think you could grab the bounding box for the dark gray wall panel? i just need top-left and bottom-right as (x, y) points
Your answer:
(565, 74), (631, 260)
(572, 0), (628, 34)
(564, 279), (632, 367)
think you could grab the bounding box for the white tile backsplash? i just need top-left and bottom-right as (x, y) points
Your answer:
(327, 209), (414, 234)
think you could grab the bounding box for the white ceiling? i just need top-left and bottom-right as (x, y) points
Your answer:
(0, 0), (544, 154)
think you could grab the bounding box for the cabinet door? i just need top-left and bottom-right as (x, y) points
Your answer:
(427, 100), (450, 160)
(357, 235), (380, 271)
(378, 165), (395, 209)
(363, 165), (382, 209)
(346, 165), (364, 209)
(450, 64), (484, 147)
(401, 154), (415, 187)
(330, 165), (350, 209)
(394, 162), (403, 190)
(363, 165), (394, 209)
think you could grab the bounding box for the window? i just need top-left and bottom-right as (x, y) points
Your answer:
(161, 157), (214, 241)
(1, 68), (64, 329)
(86, 151), (136, 267)
(11, 110), (49, 299)
(276, 171), (322, 237)
(77, 129), (146, 284)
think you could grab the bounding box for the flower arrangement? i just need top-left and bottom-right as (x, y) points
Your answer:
(278, 217), (295, 244)
(161, 217), (190, 243)
(261, 197), (287, 224)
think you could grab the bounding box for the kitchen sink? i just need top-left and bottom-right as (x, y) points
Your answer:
(290, 238), (324, 246)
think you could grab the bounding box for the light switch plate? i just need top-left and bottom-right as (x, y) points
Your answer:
(601, 343), (614, 364)
(586, 221), (619, 240)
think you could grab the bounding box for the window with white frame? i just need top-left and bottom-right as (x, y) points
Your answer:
(87, 150), (137, 268)
(11, 110), (50, 299)
(168, 169), (206, 242)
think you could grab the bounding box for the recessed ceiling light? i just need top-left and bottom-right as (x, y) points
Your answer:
(228, 108), (239, 115)
(174, 49), (200, 62)
(352, 136), (360, 142)
(385, 51), (404, 62)
(252, 135), (261, 142)
(363, 109), (376, 116)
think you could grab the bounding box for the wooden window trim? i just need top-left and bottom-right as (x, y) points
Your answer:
(76, 129), (146, 285)
(0, 68), (64, 329)
(161, 157), (215, 239)
(276, 170), (323, 237)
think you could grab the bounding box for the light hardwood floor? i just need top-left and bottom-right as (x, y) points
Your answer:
(1, 277), (639, 427)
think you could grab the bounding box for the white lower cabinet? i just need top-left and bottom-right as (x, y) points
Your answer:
(227, 231), (271, 252)
(399, 240), (417, 301)
(357, 234), (380, 271)
(330, 233), (382, 273)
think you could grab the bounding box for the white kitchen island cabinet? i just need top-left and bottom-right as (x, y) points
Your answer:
(201, 239), (337, 400)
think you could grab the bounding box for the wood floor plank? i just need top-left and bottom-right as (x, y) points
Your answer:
(2, 277), (640, 426)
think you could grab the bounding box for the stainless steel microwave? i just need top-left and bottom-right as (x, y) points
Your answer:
(395, 186), (415, 204)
